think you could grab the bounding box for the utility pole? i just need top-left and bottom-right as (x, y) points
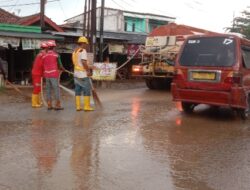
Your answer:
(90, 0), (97, 59)
(40, 0), (45, 31)
(87, 0), (91, 39)
(83, 0), (87, 36)
(99, 0), (105, 62)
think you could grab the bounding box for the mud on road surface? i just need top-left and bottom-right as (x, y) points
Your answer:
(1, 86), (250, 190)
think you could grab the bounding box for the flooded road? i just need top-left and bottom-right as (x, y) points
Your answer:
(1, 87), (250, 190)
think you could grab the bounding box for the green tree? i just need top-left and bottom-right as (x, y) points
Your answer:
(227, 7), (250, 39)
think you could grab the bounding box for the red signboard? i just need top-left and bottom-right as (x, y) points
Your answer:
(127, 44), (140, 59)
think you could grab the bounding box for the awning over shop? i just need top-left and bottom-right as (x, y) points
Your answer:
(0, 23), (64, 49)
(0, 30), (63, 40)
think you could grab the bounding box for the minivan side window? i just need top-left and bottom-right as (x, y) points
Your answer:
(242, 46), (250, 69)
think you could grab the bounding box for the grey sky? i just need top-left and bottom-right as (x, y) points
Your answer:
(1, 0), (249, 32)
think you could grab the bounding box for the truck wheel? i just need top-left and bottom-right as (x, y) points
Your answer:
(164, 78), (172, 90)
(182, 102), (195, 113)
(153, 78), (164, 90)
(145, 79), (155, 89)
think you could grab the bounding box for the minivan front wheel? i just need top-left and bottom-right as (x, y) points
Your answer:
(237, 109), (249, 120)
(181, 102), (195, 113)
(237, 96), (250, 120)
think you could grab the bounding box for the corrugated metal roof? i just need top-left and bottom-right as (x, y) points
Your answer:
(52, 31), (82, 37)
(149, 23), (218, 37)
(100, 31), (147, 44)
(53, 31), (147, 44)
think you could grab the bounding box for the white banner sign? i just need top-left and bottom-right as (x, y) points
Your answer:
(92, 62), (117, 81)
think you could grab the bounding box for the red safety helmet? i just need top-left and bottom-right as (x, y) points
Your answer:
(47, 40), (56, 47)
(40, 41), (48, 48)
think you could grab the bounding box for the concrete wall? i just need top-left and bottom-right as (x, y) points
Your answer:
(66, 8), (123, 32)
(65, 8), (174, 34)
(96, 8), (123, 32)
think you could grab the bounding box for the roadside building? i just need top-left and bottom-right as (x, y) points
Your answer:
(0, 23), (63, 82)
(62, 7), (176, 79)
(0, 8), (64, 83)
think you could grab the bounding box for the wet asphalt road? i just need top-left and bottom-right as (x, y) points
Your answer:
(1, 86), (250, 190)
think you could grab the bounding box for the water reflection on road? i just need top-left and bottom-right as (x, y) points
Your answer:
(1, 88), (250, 190)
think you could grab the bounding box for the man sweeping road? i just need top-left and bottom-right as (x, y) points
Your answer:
(72, 36), (95, 111)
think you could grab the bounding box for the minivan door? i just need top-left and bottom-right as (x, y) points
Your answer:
(177, 36), (237, 91)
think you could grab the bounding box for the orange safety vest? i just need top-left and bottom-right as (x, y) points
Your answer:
(72, 48), (86, 71)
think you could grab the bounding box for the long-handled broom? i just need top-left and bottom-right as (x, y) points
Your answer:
(89, 77), (102, 108)
(5, 80), (31, 99)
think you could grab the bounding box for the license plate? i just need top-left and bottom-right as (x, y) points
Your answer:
(192, 72), (216, 80)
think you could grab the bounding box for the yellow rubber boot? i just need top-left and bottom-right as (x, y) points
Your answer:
(84, 96), (94, 111)
(32, 94), (41, 108)
(75, 96), (82, 111)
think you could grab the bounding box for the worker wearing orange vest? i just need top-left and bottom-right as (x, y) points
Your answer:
(72, 36), (94, 111)
(31, 42), (48, 108)
(42, 40), (65, 110)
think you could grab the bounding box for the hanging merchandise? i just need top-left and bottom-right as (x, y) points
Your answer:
(0, 37), (20, 48)
(22, 39), (41, 50)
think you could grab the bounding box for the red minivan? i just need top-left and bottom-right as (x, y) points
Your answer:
(171, 34), (250, 119)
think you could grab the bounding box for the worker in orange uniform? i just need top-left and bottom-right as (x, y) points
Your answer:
(42, 40), (65, 110)
(31, 41), (48, 108)
(72, 36), (94, 111)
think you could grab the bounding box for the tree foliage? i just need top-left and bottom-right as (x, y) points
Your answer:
(227, 7), (250, 39)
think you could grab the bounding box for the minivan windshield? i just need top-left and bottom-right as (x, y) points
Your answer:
(180, 37), (236, 67)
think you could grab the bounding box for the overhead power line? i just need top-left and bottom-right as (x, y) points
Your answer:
(0, 0), (58, 7)
(9, 0), (19, 12)
(57, 0), (67, 19)
(116, 0), (134, 8)
(110, 0), (123, 9)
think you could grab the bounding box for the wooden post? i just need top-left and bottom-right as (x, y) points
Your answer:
(40, 0), (45, 31)
(83, 0), (87, 36)
(99, 0), (105, 62)
(90, 0), (97, 61)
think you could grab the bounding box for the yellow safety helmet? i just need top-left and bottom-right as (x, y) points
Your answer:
(77, 36), (89, 44)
